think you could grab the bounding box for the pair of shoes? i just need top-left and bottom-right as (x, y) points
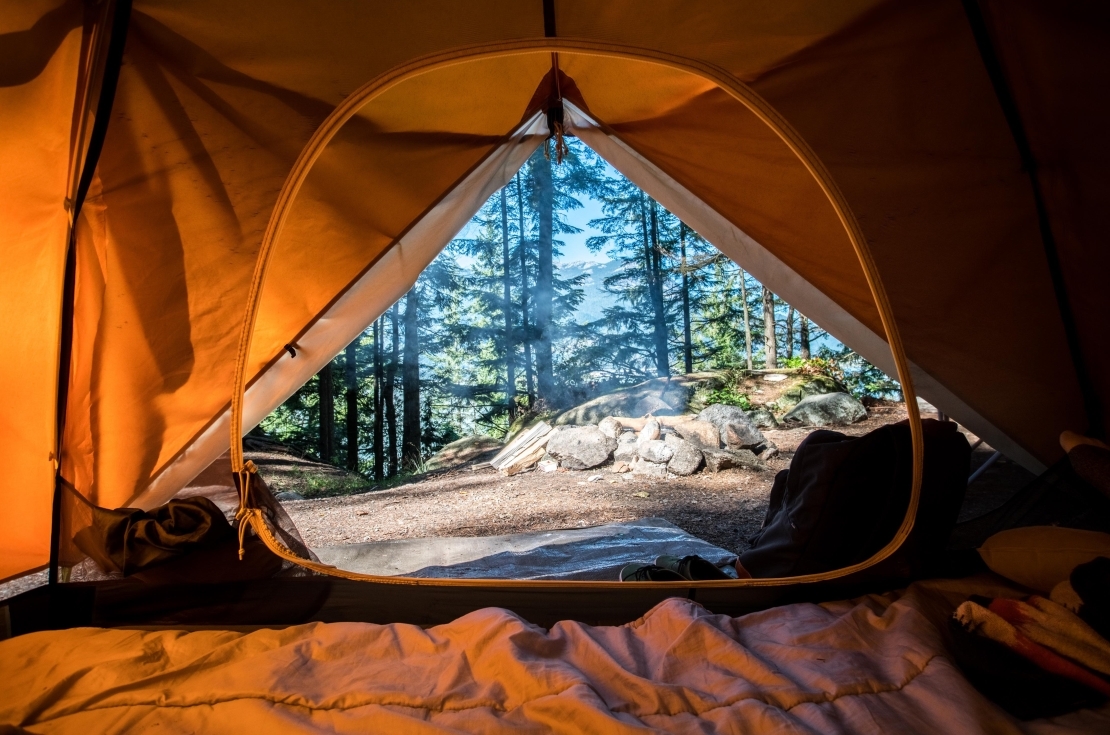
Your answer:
(655, 554), (732, 581)
(619, 563), (685, 582)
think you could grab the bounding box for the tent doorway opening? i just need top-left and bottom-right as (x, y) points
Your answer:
(17, 46), (1038, 603)
(234, 138), (1030, 583)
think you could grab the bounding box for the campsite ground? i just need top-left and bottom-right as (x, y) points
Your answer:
(273, 403), (1034, 556)
(0, 402), (1035, 600)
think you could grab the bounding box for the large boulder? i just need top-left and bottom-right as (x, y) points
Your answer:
(745, 406), (780, 429)
(673, 419), (720, 449)
(770, 374), (845, 413)
(545, 426), (617, 469)
(631, 394), (675, 417)
(696, 404), (766, 449)
(783, 392), (867, 426)
(664, 434), (703, 475)
(552, 373), (723, 425)
(425, 435), (503, 472)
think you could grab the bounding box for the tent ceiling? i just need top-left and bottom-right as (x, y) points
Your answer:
(2, 0), (1106, 582)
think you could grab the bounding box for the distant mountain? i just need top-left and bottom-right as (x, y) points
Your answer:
(558, 259), (622, 323)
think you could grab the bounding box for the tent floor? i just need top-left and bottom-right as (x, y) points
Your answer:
(4, 557), (988, 638)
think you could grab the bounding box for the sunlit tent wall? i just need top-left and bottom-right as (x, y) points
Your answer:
(2, 0), (1107, 584)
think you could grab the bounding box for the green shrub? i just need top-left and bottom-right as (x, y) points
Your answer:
(704, 384), (751, 410)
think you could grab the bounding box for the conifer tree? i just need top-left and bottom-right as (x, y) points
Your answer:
(344, 341), (358, 470)
(402, 287), (420, 470)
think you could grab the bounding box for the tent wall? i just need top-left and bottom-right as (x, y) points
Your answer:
(977, 0), (1110, 440)
(3, 0), (1106, 581)
(0, 1), (84, 581)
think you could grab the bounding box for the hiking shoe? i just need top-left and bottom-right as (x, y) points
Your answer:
(619, 563), (686, 582)
(655, 554), (732, 581)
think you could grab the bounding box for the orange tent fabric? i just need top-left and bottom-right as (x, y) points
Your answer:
(2, 1), (1106, 581)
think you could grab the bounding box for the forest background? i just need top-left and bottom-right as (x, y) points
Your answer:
(259, 139), (898, 480)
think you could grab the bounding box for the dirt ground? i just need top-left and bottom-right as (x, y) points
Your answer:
(275, 404), (1034, 556)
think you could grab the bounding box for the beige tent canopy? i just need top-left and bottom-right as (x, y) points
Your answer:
(2, 0), (1106, 586)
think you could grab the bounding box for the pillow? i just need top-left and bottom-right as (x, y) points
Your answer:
(978, 526), (1110, 593)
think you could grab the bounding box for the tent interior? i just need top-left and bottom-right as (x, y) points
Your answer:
(3, 0), (1109, 632)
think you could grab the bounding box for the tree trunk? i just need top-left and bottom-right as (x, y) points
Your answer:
(515, 174), (535, 407)
(762, 286), (777, 369)
(785, 305), (795, 360)
(800, 314), (811, 360)
(533, 155), (555, 403)
(402, 287), (421, 470)
(500, 187), (516, 421)
(318, 363), (334, 462)
(739, 268), (753, 371)
(641, 195), (669, 377)
(344, 341), (358, 471)
(386, 303), (399, 476)
(372, 317), (384, 481)
(679, 222), (693, 374)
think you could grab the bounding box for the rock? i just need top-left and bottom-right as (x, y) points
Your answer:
(618, 430), (637, 444)
(551, 373), (723, 426)
(598, 417), (624, 439)
(425, 435), (503, 472)
(697, 404), (765, 449)
(631, 456), (668, 477)
(544, 425), (617, 469)
(613, 442), (639, 463)
(275, 491), (304, 501)
(759, 445), (779, 461)
(673, 419), (720, 449)
(664, 434), (703, 475)
(612, 461), (631, 473)
(725, 422), (765, 449)
(783, 392), (867, 426)
(745, 406), (780, 429)
(638, 418), (661, 442)
(692, 404), (763, 448)
(632, 394), (675, 417)
(702, 447), (763, 473)
(588, 474), (604, 482)
(538, 459), (559, 472)
(771, 374), (844, 413)
(763, 373), (788, 382)
(638, 439), (674, 464)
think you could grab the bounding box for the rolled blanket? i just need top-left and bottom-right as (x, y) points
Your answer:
(954, 600), (1110, 697)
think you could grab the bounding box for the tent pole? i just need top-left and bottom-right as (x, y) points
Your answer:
(961, 0), (1102, 439)
(48, 0), (132, 586)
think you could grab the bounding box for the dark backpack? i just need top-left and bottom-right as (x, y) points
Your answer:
(738, 419), (970, 579)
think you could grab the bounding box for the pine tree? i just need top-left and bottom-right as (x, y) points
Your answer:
(344, 341), (358, 470)
(533, 152), (556, 404)
(785, 304), (795, 360)
(372, 317), (384, 480)
(678, 223), (693, 374)
(762, 286), (777, 368)
(386, 303), (399, 476)
(740, 268), (754, 370)
(318, 363), (334, 462)
(499, 187), (516, 420)
(402, 287), (420, 470)
(800, 314), (811, 359)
